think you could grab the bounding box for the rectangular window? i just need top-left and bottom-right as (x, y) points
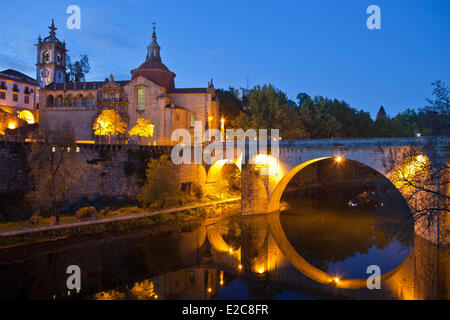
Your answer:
(13, 94), (18, 102)
(24, 95), (29, 104)
(0, 92), (5, 100)
(189, 112), (195, 128)
(137, 88), (145, 111)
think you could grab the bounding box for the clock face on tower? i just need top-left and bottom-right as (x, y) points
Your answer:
(41, 69), (50, 85)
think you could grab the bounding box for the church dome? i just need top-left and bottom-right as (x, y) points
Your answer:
(131, 25), (176, 89)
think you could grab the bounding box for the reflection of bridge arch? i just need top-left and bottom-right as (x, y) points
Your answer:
(206, 227), (241, 253)
(267, 212), (410, 289)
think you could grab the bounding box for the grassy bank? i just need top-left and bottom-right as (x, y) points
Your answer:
(0, 198), (240, 248)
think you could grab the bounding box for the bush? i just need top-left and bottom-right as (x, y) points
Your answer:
(29, 215), (40, 225)
(49, 216), (56, 225)
(193, 183), (204, 198)
(138, 155), (182, 208)
(75, 206), (97, 220)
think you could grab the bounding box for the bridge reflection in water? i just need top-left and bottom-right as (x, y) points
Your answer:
(0, 209), (448, 300)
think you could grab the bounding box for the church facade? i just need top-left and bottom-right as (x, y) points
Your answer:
(39, 21), (219, 145)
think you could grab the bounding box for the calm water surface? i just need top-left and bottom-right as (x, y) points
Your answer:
(0, 178), (448, 300)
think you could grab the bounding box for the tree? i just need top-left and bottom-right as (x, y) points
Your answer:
(232, 84), (307, 139)
(383, 147), (449, 236)
(418, 80), (450, 136)
(93, 109), (127, 144)
(216, 87), (245, 121)
(28, 122), (76, 224)
(137, 155), (181, 208)
(66, 54), (90, 82)
(129, 118), (154, 145)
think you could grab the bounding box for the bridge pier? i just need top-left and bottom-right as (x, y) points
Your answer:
(241, 164), (271, 215)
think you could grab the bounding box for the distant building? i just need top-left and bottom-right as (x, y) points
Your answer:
(376, 106), (387, 121)
(39, 21), (219, 145)
(0, 69), (40, 135)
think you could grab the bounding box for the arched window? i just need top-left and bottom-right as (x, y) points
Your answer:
(86, 94), (95, 107)
(56, 95), (63, 107)
(65, 95), (73, 107)
(137, 88), (145, 111)
(57, 53), (62, 66)
(47, 95), (54, 108)
(75, 94), (83, 107)
(43, 51), (49, 64)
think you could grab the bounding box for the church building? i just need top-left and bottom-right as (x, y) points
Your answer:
(39, 21), (219, 145)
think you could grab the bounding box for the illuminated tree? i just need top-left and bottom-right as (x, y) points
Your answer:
(130, 280), (156, 300)
(384, 147), (449, 235)
(93, 109), (127, 144)
(129, 118), (154, 145)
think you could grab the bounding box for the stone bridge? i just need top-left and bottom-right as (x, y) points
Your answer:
(177, 136), (449, 246)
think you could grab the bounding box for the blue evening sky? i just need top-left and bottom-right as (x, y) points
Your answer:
(1, 0), (449, 118)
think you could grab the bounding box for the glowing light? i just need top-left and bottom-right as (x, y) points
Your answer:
(253, 154), (283, 179)
(258, 268), (265, 274)
(220, 281), (224, 286)
(416, 155), (426, 163)
(238, 264), (243, 270)
(18, 110), (35, 124)
(208, 116), (213, 121)
(76, 140), (95, 144)
(335, 156), (343, 163)
(154, 294), (158, 299)
(334, 277), (340, 283)
(207, 288), (212, 293)
(221, 117), (225, 127)
(228, 248), (233, 254)
(8, 122), (16, 129)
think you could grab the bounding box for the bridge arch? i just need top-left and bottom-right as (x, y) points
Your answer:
(266, 154), (428, 215)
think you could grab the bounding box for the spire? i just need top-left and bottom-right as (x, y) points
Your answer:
(49, 19), (57, 40)
(146, 22), (161, 62)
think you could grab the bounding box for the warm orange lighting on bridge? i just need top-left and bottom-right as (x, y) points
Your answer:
(334, 277), (340, 283)
(335, 156), (343, 163)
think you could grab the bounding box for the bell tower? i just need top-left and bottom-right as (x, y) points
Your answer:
(36, 19), (67, 87)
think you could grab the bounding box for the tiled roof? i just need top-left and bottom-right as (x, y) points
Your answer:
(168, 88), (209, 94)
(44, 80), (130, 91)
(0, 69), (38, 86)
